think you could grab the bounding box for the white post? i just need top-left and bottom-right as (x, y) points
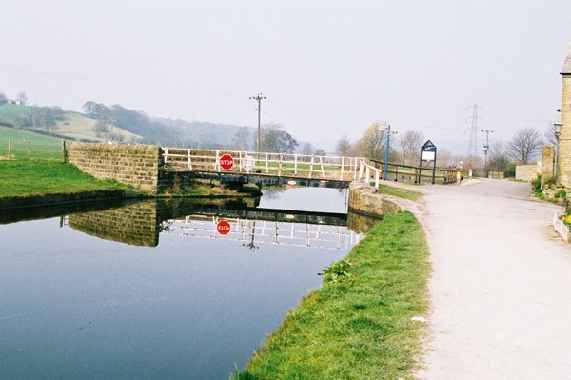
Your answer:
(187, 149), (192, 170)
(341, 157), (345, 180)
(279, 153), (283, 176)
(294, 154), (298, 175)
(239, 151), (243, 171)
(164, 148), (169, 164)
(309, 155), (314, 178)
(215, 150), (220, 171)
(265, 152), (269, 173)
(320, 156), (326, 178)
(375, 169), (380, 190)
(365, 166), (370, 185)
(358, 160), (364, 180)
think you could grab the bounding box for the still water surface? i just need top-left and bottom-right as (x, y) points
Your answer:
(0, 188), (363, 379)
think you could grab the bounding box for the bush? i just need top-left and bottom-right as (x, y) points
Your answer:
(531, 175), (542, 195)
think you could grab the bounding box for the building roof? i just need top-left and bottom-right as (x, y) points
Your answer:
(563, 43), (571, 74)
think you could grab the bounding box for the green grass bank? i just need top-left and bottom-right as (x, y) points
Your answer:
(233, 211), (429, 380)
(379, 184), (422, 201)
(0, 160), (127, 199)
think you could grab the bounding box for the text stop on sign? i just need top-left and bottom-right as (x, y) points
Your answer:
(217, 219), (231, 235)
(219, 153), (234, 171)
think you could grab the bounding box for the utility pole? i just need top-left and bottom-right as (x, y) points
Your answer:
(383, 123), (397, 179)
(481, 129), (494, 172)
(249, 92), (267, 153)
(554, 121), (562, 184)
(467, 104), (479, 168)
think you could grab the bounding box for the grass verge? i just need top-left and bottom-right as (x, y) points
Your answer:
(379, 184), (422, 201)
(0, 160), (127, 199)
(232, 211), (429, 380)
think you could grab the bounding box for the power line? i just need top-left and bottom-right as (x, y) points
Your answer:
(249, 92), (267, 153)
(466, 104), (479, 167)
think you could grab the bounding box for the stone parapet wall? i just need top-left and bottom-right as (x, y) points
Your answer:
(515, 164), (539, 182)
(488, 171), (505, 179)
(347, 183), (401, 218)
(67, 143), (162, 193)
(541, 145), (555, 182)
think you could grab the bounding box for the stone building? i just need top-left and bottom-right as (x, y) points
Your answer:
(560, 44), (571, 188)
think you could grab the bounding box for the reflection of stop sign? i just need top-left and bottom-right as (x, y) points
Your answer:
(220, 153), (234, 171)
(217, 219), (231, 235)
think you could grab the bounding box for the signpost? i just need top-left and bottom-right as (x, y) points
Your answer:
(219, 153), (234, 171)
(216, 219), (231, 235)
(419, 140), (437, 185)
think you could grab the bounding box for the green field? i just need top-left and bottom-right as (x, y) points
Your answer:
(0, 160), (127, 199)
(0, 126), (129, 199)
(233, 211), (429, 380)
(0, 126), (63, 160)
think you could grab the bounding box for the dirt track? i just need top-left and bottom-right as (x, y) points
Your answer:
(417, 179), (571, 379)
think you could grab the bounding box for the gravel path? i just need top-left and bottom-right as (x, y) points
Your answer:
(417, 179), (571, 380)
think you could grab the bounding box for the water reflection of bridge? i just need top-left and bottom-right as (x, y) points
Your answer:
(165, 214), (360, 251)
(4, 198), (370, 249)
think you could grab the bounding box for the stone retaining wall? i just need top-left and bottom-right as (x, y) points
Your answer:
(347, 182), (401, 218)
(515, 164), (538, 182)
(67, 143), (162, 193)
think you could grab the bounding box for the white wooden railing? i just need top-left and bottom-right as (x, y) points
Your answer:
(161, 148), (461, 185)
(162, 148), (364, 182)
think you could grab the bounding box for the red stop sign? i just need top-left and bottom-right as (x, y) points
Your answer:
(219, 153), (234, 171)
(217, 219), (231, 235)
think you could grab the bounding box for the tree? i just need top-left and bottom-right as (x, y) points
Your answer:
(0, 92), (8, 106)
(436, 149), (453, 168)
(508, 128), (542, 164)
(336, 136), (352, 156)
(94, 120), (111, 138)
(544, 123), (559, 146)
(232, 127), (254, 150)
(301, 142), (314, 155)
(356, 122), (386, 160)
(487, 142), (510, 172)
(16, 91), (28, 106)
(314, 148), (327, 156)
(400, 130), (424, 165)
(261, 123), (299, 153)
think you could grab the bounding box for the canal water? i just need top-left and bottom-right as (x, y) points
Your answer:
(0, 188), (369, 379)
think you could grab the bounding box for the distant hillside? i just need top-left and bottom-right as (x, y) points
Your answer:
(0, 101), (302, 153)
(0, 102), (253, 148)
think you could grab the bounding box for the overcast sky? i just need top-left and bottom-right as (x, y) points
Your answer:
(1, 0), (570, 152)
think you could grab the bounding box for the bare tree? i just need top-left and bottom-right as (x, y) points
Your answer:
(231, 127), (253, 150)
(436, 149), (453, 168)
(544, 123), (558, 146)
(16, 91), (28, 106)
(336, 135), (352, 156)
(356, 122), (385, 160)
(300, 142), (314, 155)
(399, 130), (424, 165)
(487, 141), (510, 172)
(508, 128), (542, 164)
(0, 92), (8, 105)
